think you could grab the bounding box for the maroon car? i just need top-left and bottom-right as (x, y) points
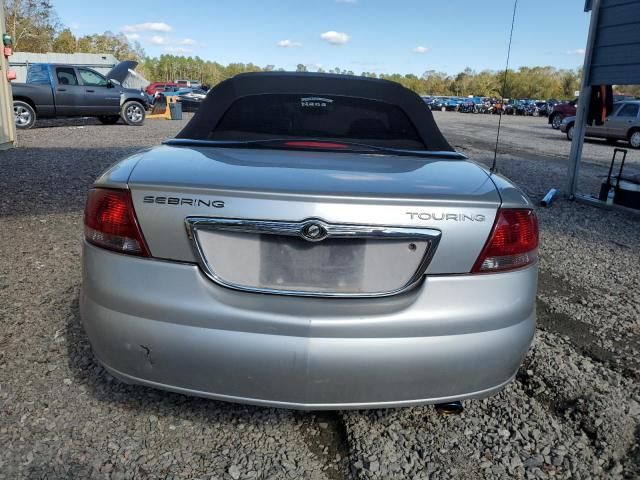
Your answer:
(145, 82), (178, 95)
(549, 100), (577, 129)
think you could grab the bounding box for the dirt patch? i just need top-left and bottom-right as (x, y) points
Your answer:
(299, 412), (354, 480)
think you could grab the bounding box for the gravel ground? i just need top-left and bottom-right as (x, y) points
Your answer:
(1, 113), (638, 479)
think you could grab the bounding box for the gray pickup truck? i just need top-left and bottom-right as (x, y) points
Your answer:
(12, 61), (148, 129)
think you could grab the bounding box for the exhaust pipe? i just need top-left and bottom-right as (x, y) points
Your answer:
(435, 401), (464, 415)
(540, 188), (558, 207)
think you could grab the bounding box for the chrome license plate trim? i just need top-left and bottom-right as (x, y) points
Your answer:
(185, 217), (441, 298)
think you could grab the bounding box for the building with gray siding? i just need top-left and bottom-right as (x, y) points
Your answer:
(585, 0), (640, 86)
(9, 52), (149, 89)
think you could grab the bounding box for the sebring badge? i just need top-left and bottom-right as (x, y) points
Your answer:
(143, 196), (225, 208)
(301, 222), (328, 242)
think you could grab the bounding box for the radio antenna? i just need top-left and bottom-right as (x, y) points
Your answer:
(491, 0), (519, 173)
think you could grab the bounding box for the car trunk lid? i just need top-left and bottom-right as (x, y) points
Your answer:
(129, 145), (498, 201)
(127, 145), (501, 291)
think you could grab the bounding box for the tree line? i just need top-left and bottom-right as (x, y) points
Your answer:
(141, 57), (583, 100)
(4, 0), (144, 59)
(5, 0), (639, 99)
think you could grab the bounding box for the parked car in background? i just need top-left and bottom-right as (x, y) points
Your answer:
(179, 88), (208, 99)
(443, 97), (462, 111)
(549, 100), (577, 129)
(421, 95), (434, 107)
(613, 94), (637, 102)
(560, 100), (640, 148)
(175, 79), (202, 89)
(81, 72), (538, 410)
(533, 101), (548, 116)
(159, 86), (183, 94)
(505, 100), (526, 116)
(458, 98), (472, 113)
(162, 87), (208, 112)
(459, 97), (485, 113)
(538, 101), (557, 117)
(145, 82), (178, 95)
(12, 61), (148, 128)
(485, 99), (504, 115)
(428, 97), (448, 111)
(519, 100), (539, 117)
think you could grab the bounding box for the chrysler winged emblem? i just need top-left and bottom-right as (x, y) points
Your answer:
(301, 222), (328, 242)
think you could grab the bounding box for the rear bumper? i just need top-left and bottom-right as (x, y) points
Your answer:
(80, 242), (537, 410)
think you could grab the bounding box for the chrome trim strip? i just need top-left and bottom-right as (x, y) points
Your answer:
(185, 217), (441, 298)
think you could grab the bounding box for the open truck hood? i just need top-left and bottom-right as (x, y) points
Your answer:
(106, 60), (138, 83)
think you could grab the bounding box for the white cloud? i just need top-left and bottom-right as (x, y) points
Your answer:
(320, 31), (351, 45)
(125, 33), (141, 41)
(277, 39), (302, 48)
(70, 22), (80, 31)
(165, 46), (193, 54)
(178, 38), (197, 46)
(122, 22), (172, 33)
(566, 48), (586, 55)
(150, 35), (169, 45)
(412, 46), (428, 54)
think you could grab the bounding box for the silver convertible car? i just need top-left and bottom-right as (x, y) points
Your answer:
(81, 72), (538, 410)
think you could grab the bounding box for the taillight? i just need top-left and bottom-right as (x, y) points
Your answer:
(84, 188), (150, 257)
(472, 208), (538, 273)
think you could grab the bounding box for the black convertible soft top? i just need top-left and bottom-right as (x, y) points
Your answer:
(176, 72), (454, 152)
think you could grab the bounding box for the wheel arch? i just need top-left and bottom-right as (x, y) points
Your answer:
(13, 97), (37, 112)
(628, 126), (640, 148)
(627, 126), (640, 136)
(566, 121), (575, 140)
(123, 97), (146, 107)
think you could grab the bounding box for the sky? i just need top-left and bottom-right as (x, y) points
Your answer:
(53, 0), (591, 75)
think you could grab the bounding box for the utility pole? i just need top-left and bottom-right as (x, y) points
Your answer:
(566, 0), (600, 198)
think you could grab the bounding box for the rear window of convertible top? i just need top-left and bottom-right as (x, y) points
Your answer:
(207, 94), (426, 150)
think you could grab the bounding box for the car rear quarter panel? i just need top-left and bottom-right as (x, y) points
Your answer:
(476, 168), (533, 209)
(12, 83), (56, 116)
